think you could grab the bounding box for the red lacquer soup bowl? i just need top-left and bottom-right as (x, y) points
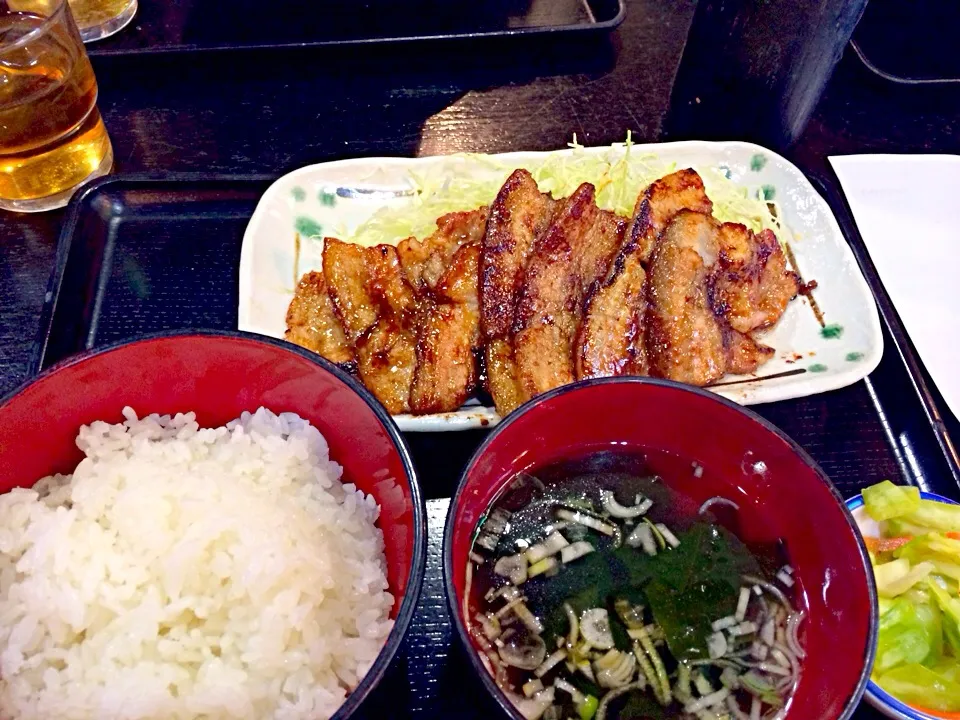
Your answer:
(0, 331), (426, 720)
(443, 378), (876, 720)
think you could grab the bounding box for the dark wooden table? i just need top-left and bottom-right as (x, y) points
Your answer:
(1, 1), (959, 717)
(2, 0), (959, 395)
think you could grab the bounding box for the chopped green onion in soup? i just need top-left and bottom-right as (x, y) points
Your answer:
(464, 451), (803, 720)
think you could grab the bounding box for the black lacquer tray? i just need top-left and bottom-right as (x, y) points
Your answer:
(86, 0), (625, 56)
(32, 173), (960, 719)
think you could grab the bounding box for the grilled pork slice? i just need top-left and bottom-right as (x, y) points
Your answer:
(480, 169), (556, 415)
(480, 169), (556, 339)
(324, 240), (420, 338)
(323, 240), (379, 343)
(485, 338), (525, 415)
(285, 271), (355, 365)
(398, 207), (489, 293)
(410, 243), (482, 414)
(365, 244), (420, 325)
(647, 211), (779, 385)
(712, 223), (801, 333)
(625, 168), (714, 266)
(323, 238), (419, 413)
(646, 211), (727, 386)
(513, 183), (626, 401)
(723, 326), (775, 375)
(356, 319), (417, 415)
(576, 253), (648, 379)
(576, 169), (712, 380)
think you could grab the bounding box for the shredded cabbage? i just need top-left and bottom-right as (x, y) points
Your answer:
(347, 134), (784, 246)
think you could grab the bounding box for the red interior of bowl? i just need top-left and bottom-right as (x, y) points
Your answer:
(0, 334), (416, 615)
(449, 380), (873, 719)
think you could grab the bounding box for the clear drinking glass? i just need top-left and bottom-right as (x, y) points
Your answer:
(67, 0), (137, 43)
(0, 0), (113, 212)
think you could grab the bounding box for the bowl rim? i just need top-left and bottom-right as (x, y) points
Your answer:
(1, 329), (428, 720)
(442, 375), (879, 720)
(847, 491), (959, 720)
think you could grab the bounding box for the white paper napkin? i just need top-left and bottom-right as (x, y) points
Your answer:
(829, 154), (960, 420)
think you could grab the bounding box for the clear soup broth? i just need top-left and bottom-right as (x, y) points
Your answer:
(466, 450), (806, 720)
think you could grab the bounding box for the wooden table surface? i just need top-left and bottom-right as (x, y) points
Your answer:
(2, 0), (958, 395)
(1, 1), (959, 717)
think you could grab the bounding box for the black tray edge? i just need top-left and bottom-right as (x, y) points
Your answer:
(86, 1), (626, 57)
(809, 171), (960, 489)
(23, 172), (955, 720)
(29, 173), (276, 378)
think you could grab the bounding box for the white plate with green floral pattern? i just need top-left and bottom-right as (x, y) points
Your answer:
(238, 140), (882, 432)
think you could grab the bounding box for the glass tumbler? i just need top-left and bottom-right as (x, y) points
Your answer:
(67, 0), (137, 43)
(0, 0), (113, 212)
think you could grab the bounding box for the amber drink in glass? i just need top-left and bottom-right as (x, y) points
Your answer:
(0, 0), (113, 212)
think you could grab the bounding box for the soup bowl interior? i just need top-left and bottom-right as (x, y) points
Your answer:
(445, 378), (876, 720)
(0, 331), (425, 718)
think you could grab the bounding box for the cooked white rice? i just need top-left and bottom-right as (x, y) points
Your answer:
(0, 407), (394, 720)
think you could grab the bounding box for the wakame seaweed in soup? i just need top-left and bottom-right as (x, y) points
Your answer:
(465, 451), (806, 720)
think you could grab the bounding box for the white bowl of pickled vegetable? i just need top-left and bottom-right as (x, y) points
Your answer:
(848, 481), (960, 720)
